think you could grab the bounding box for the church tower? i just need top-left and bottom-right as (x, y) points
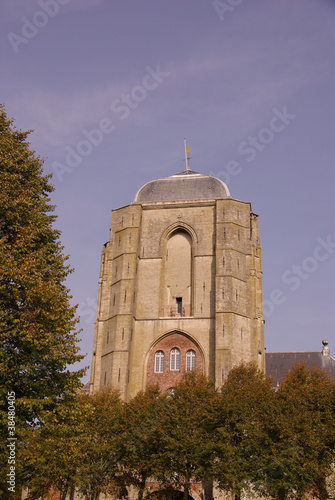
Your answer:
(89, 168), (264, 400)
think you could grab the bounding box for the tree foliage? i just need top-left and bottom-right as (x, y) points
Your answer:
(16, 364), (335, 500)
(0, 106), (85, 495)
(261, 363), (335, 500)
(155, 372), (217, 500)
(77, 389), (127, 500)
(21, 390), (126, 500)
(120, 386), (166, 500)
(214, 364), (276, 500)
(214, 363), (335, 500)
(20, 395), (91, 500)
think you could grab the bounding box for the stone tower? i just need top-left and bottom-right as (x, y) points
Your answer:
(89, 170), (264, 400)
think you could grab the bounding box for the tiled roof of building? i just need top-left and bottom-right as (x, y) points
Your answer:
(133, 172), (230, 203)
(266, 341), (335, 386)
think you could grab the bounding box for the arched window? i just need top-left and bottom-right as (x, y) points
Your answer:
(154, 351), (165, 373)
(170, 348), (180, 371)
(165, 230), (192, 317)
(186, 350), (196, 371)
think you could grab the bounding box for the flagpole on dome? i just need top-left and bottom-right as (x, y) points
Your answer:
(184, 138), (192, 173)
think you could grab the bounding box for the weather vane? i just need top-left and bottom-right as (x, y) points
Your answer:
(184, 138), (192, 173)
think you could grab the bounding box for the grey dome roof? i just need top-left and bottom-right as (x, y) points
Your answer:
(133, 173), (230, 203)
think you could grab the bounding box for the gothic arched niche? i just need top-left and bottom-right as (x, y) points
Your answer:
(164, 229), (192, 317)
(146, 331), (204, 392)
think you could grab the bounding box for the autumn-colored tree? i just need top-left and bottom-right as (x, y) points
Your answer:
(0, 106), (85, 495)
(20, 394), (92, 500)
(262, 363), (335, 500)
(155, 372), (217, 500)
(213, 363), (276, 500)
(77, 389), (127, 500)
(120, 385), (166, 500)
(21, 389), (126, 500)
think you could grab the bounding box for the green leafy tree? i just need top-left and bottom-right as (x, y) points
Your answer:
(262, 363), (335, 500)
(120, 385), (166, 500)
(213, 363), (276, 500)
(77, 389), (127, 500)
(21, 390), (126, 500)
(20, 394), (92, 500)
(0, 106), (85, 495)
(156, 372), (217, 500)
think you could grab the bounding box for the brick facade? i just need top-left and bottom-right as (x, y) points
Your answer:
(146, 331), (203, 392)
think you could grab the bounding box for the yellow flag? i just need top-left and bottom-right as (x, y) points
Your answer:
(186, 147), (191, 154)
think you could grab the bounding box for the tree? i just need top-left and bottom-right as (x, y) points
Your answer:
(77, 389), (127, 500)
(21, 389), (126, 500)
(262, 363), (335, 500)
(213, 363), (276, 500)
(0, 106), (85, 495)
(120, 385), (166, 500)
(20, 394), (92, 500)
(156, 372), (217, 500)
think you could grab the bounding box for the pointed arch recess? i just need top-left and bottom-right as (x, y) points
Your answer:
(160, 223), (197, 318)
(145, 330), (205, 392)
(160, 222), (198, 255)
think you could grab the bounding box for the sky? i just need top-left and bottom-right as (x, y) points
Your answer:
(1, 0), (334, 380)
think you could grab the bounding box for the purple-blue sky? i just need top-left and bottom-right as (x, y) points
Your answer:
(1, 0), (335, 379)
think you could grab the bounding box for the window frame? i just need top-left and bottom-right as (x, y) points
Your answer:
(170, 347), (180, 371)
(154, 350), (165, 373)
(186, 349), (196, 371)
